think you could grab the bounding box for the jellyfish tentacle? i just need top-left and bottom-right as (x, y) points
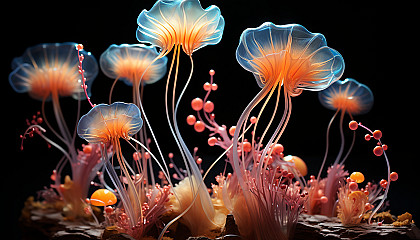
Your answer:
(317, 109), (339, 180)
(109, 76), (120, 104)
(253, 81), (280, 156)
(333, 110), (346, 166)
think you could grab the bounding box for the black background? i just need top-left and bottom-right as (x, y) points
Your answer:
(3, 1), (418, 238)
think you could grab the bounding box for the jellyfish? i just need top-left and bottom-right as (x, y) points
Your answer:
(136, 0), (225, 235)
(77, 102), (141, 227)
(77, 102), (173, 237)
(308, 78), (373, 216)
(100, 44), (169, 187)
(99, 44), (168, 103)
(9, 42), (100, 219)
(231, 22), (344, 239)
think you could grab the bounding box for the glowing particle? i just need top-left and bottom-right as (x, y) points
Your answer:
(203, 101), (214, 113)
(272, 144), (284, 155)
(191, 98), (204, 111)
(379, 179), (388, 188)
(390, 172), (398, 181)
(208, 137), (217, 146)
(242, 142), (252, 152)
(209, 69), (215, 76)
(229, 126), (236, 136)
(349, 182), (358, 191)
(349, 120), (358, 130)
(283, 155), (308, 177)
(320, 196), (328, 204)
(186, 115), (196, 125)
(365, 134), (371, 141)
(194, 121), (205, 132)
(203, 82), (211, 91)
(372, 130), (382, 140)
(211, 83), (218, 91)
(250, 116), (257, 124)
(90, 189), (117, 206)
(350, 172), (365, 183)
(373, 146), (384, 156)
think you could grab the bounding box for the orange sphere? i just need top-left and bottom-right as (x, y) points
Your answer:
(90, 189), (117, 206)
(283, 155), (307, 177)
(350, 172), (365, 183)
(194, 121), (205, 132)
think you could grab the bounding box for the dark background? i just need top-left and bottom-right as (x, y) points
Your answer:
(3, 1), (418, 238)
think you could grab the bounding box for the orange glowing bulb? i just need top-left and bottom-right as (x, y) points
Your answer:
(283, 155), (307, 177)
(350, 172), (365, 183)
(90, 189), (117, 206)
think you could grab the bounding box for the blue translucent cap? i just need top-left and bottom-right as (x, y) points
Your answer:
(318, 78), (374, 115)
(236, 23), (344, 96)
(100, 44), (168, 86)
(136, 0), (225, 55)
(9, 42), (98, 101)
(77, 102), (143, 144)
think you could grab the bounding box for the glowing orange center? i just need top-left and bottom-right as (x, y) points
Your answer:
(113, 57), (152, 84)
(90, 115), (135, 143)
(330, 95), (361, 114)
(27, 63), (79, 99)
(90, 189), (117, 206)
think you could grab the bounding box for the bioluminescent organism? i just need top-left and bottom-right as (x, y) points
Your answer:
(308, 78), (373, 216)
(100, 44), (169, 189)
(9, 42), (101, 219)
(337, 173), (372, 225)
(90, 189), (118, 207)
(228, 23), (343, 239)
(185, 70), (309, 239)
(100, 44), (168, 103)
(77, 102), (171, 238)
(137, 0), (225, 236)
(348, 121), (398, 225)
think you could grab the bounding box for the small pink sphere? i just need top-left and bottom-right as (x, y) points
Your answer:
(204, 101), (214, 113)
(208, 137), (217, 146)
(250, 116), (257, 124)
(168, 153), (174, 159)
(349, 182), (358, 191)
(320, 196), (328, 204)
(373, 146), (384, 156)
(373, 130), (382, 140)
(191, 98), (203, 111)
(390, 172), (398, 181)
(203, 82), (211, 91)
(209, 69), (215, 76)
(211, 83), (218, 91)
(349, 120), (358, 130)
(194, 121), (205, 132)
(186, 115), (196, 125)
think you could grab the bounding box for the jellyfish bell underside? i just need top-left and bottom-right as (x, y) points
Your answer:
(319, 78), (374, 115)
(9, 42), (98, 101)
(77, 102), (143, 144)
(100, 44), (168, 86)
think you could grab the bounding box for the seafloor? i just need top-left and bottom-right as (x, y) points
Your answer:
(19, 197), (420, 240)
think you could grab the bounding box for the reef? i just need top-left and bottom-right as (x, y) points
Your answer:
(20, 197), (419, 240)
(10, 0), (417, 240)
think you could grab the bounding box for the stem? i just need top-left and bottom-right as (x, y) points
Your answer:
(317, 110), (339, 181)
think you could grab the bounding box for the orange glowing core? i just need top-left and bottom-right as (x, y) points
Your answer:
(330, 95), (361, 115)
(25, 63), (80, 100)
(112, 56), (152, 84)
